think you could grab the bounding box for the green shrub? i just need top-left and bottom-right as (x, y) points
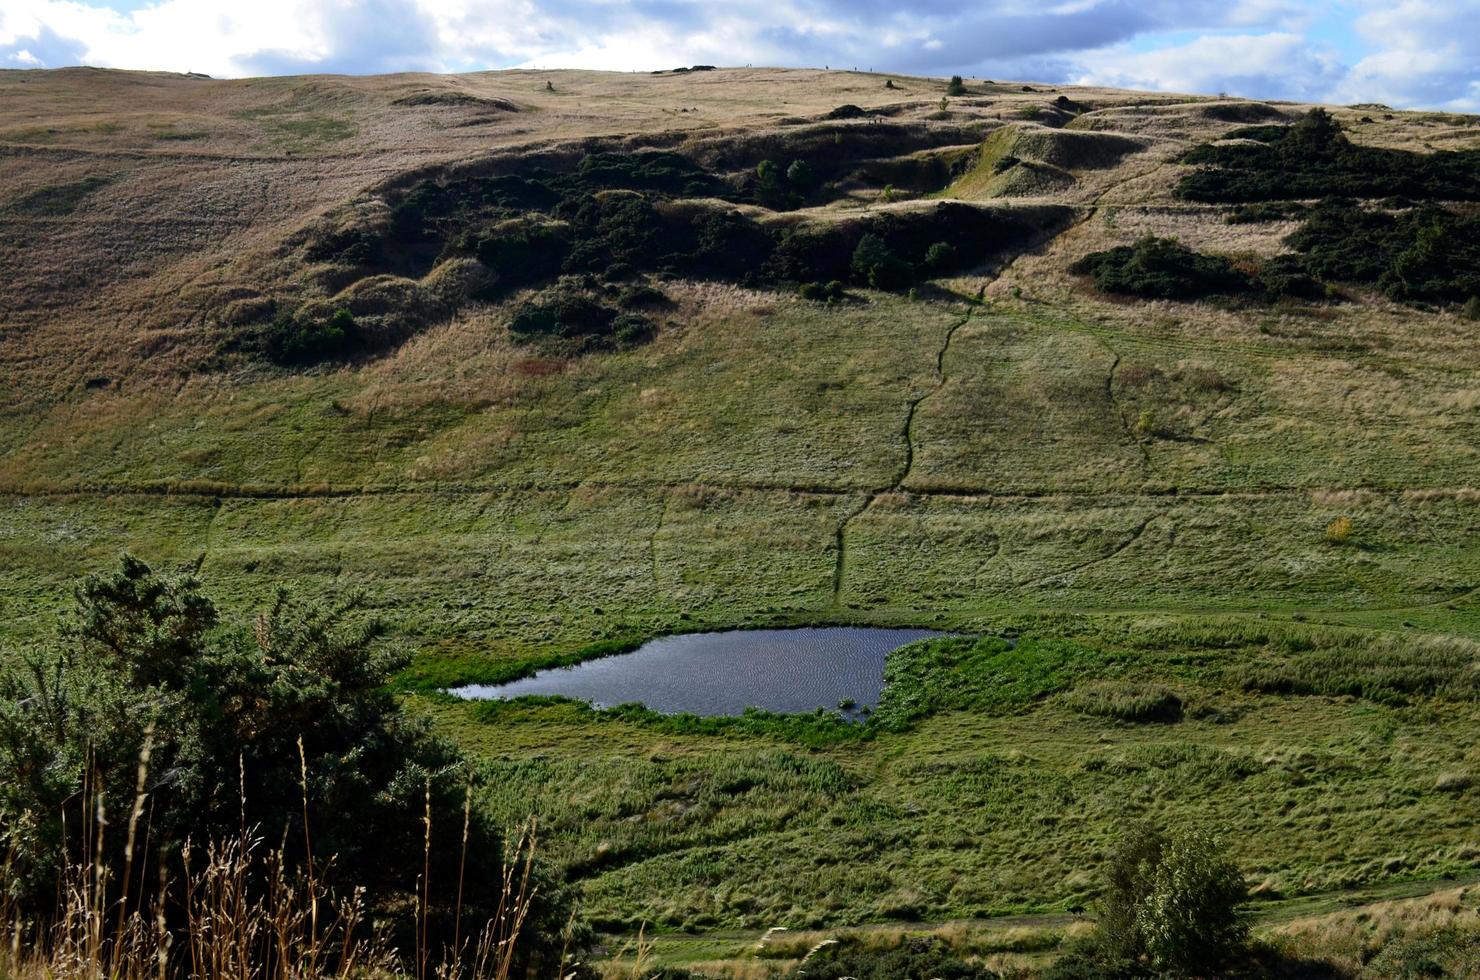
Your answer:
(1087, 826), (1250, 975)
(263, 307), (359, 363)
(510, 290), (614, 338)
(1254, 253), (1324, 299)
(616, 282), (668, 307)
(1285, 201), (1480, 301)
(1462, 296), (1480, 320)
(798, 280), (845, 302)
(0, 556), (579, 968)
(1179, 108), (1480, 203)
(786, 159), (817, 190)
(1362, 925), (1480, 979)
(850, 233), (914, 290)
(923, 241), (959, 272)
(1070, 237), (1249, 300)
(946, 75), (968, 96)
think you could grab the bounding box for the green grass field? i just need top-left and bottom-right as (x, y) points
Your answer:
(2, 67), (1477, 974)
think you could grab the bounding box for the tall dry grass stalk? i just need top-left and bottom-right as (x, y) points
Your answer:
(1, 743), (552, 980)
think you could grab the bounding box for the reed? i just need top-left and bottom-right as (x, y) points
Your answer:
(0, 742), (553, 980)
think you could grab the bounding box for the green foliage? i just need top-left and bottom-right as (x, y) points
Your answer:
(1254, 253), (1324, 299)
(616, 282), (669, 308)
(798, 280), (846, 302)
(786, 159), (817, 189)
(1070, 237), (1249, 300)
(873, 636), (1105, 730)
(1285, 201), (1480, 301)
(1229, 634), (1479, 704)
(1463, 296), (1480, 320)
(946, 75), (968, 96)
(1088, 826), (1250, 975)
(263, 307), (359, 364)
(0, 556), (578, 967)
(1179, 108), (1480, 203)
(1065, 681), (1184, 723)
(454, 219), (568, 289)
(850, 233), (914, 291)
(790, 935), (997, 979)
(923, 241), (959, 272)
(1225, 201), (1306, 225)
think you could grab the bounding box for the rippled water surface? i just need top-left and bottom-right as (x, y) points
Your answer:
(450, 627), (946, 716)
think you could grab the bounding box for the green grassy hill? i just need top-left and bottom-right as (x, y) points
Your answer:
(1, 66), (1477, 971)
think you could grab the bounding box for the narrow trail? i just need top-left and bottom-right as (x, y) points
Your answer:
(830, 291), (982, 605)
(648, 493), (669, 592)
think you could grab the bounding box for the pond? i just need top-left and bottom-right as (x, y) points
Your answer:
(450, 626), (947, 717)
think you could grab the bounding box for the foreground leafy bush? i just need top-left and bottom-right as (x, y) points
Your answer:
(0, 556), (578, 970)
(1058, 826), (1249, 976)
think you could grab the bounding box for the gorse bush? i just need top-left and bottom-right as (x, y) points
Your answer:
(1070, 237), (1249, 300)
(1285, 201), (1480, 301)
(263, 307), (359, 363)
(850, 233), (913, 291)
(946, 75), (968, 96)
(1178, 108), (1480, 203)
(1073, 237), (1329, 301)
(0, 556), (579, 973)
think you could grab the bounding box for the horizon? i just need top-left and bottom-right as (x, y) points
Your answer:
(1, 0), (1477, 112)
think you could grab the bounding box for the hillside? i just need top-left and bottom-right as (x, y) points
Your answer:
(2, 66), (1478, 972)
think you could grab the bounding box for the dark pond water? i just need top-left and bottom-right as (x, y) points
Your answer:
(450, 627), (947, 717)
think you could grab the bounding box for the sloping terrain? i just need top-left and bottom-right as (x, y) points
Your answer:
(1, 66), (1478, 956)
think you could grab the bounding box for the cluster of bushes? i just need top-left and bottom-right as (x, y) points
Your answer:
(261, 306), (361, 363)
(1071, 237), (1318, 301)
(1082, 204), (1477, 306)
(509, 286), (654, 350)
(1285, 200), (1480, 301)
(0, 556), (580, 971)
(1178, 108), (1480, 203)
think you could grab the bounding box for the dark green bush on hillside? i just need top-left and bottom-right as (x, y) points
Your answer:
(263, 306), (360, 363)
(1070, 237), (1249, 300)
(1178, 108), (1480, 203)
(1285, 201), (1480, 301)
(946, 75), (968, 96)
(0, 556), (579, 970)
(850, 233), (914, 290)
(923, 240), (959, 272)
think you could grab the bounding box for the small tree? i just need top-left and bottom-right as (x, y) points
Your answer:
(946, 74), (967, 96)
(1089, 826), (1249, 974)
(850, 234), (913, 291)
(786, 159), (816, 190)
(924, 241), (958, 273)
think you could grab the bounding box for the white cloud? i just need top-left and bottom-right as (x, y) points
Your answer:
(0, 0), (1476, 110)
(1333, 0), (1480, 111)
(1073, 32), (1345, 102)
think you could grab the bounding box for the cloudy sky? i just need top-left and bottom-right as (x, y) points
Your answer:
(1, 0), (1476, 110)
